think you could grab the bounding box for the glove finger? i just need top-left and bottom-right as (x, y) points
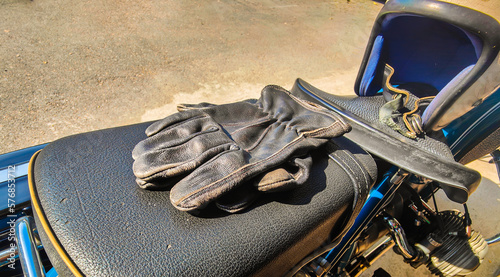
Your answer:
(178, 102), (277, 152)
(132, 115), (219, 159)
(145, 109), (205, 137)
(179, 101), (277, 148)
(255, 155), (313, 193)
(181, 100), (269, 127)
(133, 128), (237, 181)
(170, 147), (248, 211)
(178, 99), (258, 113)
(134, 173), (185, 190)
(215, 184), (259, 213)
(177, 102), (218, 111)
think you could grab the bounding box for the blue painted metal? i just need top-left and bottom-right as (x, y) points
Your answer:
(324, 166), (402, 273)
(45, 267), (58, 277)
(0, 176), (31, 216)
(0, 144), (47, 169)
(0, 144), (47, 215)
(444, 88), (500, 160)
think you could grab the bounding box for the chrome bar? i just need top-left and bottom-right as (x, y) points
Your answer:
(486, 233), (500, 246)
(348, 236), (395, 277)
(0, 241), (43, 267)
(0, 247), (18, 267)
(363, 235), (395, 262)
(15, 216), (45, 277)
(382, 213), (418, 260)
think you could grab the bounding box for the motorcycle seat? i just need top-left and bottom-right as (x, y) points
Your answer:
(290, 78), (481, 204)
(29, 121), (377, 276)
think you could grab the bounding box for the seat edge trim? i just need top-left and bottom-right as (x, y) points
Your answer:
(28, 150), (84, 277)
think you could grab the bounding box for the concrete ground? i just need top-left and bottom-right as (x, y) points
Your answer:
(0, 0), (498, 276)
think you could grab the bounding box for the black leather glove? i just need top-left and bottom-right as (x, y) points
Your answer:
(178, 100), (316, 212)
(132, 85), (351, 211)
(177, 101), (315, 193)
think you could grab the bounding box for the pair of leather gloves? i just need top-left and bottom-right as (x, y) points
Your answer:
(132, 85), (351, 213)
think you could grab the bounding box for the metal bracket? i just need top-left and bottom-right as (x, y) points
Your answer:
(15, 216), (46, 277)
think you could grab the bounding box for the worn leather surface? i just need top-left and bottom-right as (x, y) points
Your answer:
(133, 85), (351, 211)
(32, 122), (376, 277)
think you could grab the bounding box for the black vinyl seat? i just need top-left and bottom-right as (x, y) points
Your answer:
(30, 121), (377, 277)
(290, 79), (481, 204)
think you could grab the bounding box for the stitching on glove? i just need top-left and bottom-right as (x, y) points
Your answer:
(303, 121), (350, 138)
(258, 177), (295, 190)
(150, 126), (220, 151)
(174, 135), (307, 209)
(287, 91), (337, 115)
(149, 114), (208, 136)
(221, 116), (272, 127)
(229, 116), (275, 134)
(264, 88), (349, 130)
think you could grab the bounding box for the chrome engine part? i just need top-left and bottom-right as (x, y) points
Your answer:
(426, 211), (488, 277)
